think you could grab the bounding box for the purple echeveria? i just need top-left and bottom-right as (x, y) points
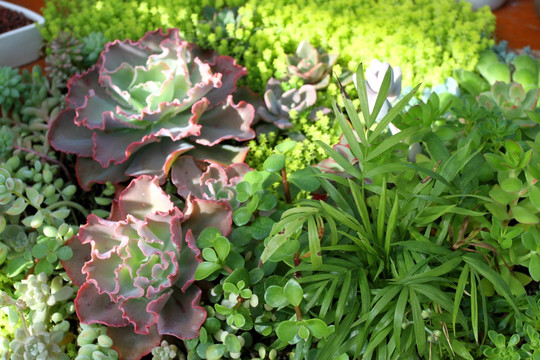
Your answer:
(286, 41), (338, 89)
(256, 78), (317, 130)
(48, 28), (255, 190)
(62, 176), (232, 360)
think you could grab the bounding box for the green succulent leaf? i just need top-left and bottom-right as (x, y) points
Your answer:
(283, 278), (303, 307)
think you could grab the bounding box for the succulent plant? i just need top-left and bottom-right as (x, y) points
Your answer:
(151, 340), (184, 360)
(202, 6), (241, 32)
(0, 66), (25, 116)
(48, 28), (255, 190)
(80, 32), (108, 68)
(353, 59), (402, 123)
(286, 41), (338, 89)
(45, 31), (84, 88)
(13, 273), (74, 324)
(171, 155), (251, 208)
(256, 78), (317, 131)
(9, 323), (69, 360)
(62, 175), (233, 360)
(477, 82), (539, 120)
(75, 324), (118, 360)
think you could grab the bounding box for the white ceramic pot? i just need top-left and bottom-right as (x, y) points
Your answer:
(0, 1), (45, 67)
(462, 0), (508, 11)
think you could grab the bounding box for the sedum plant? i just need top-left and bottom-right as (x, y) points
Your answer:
(61, 175), (233, 360)
(48, 28), (255, 190)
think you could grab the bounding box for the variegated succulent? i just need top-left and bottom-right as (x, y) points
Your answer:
(48, 28), (255, 190)
(286, 41), (338, 89)
(61, 176), (233, 360)
(256, 78), (317, 131)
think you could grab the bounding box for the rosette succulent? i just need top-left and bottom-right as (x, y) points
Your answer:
(61, 175), (233, 360)
(478, 81), (539, 120)
(286, 41), (338, 89)
(256, 78), (317, 130)
(48, 28), (255, 190)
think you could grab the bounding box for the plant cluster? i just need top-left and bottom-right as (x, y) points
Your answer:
(2, 1), (540, 359)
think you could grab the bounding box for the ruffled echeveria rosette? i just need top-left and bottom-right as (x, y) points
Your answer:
(171, 155), (252, 209)
(48, 28), (255, 190)
(61, 176), (233, 360)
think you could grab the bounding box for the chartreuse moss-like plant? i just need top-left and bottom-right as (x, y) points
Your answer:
(41, 0), (494, 92)
(62, 175), (233, 360)
(48, 28), (255, 190)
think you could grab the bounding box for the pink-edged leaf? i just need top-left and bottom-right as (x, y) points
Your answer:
(205, 55), (247, 106)
(157, 285), (206, 339)
(61, 235), (91, 287)
(196, 96), (255, 146)
(120, 292), (170, 335)
(182, 196), (232, 238)
(170, 156), (206, 199)
(76, 282), (129, 327)
(233, 86), (264, 124)
(188, 143), (250, 165)
(65, 66), (101, 109)
(176, 229), (201, 292)
(76, 157), (131, 191)
(83, 251), (122, 294)
(48, 109), (94, 157)
(118, 176), (174, 220)
(107, 324), (161, 360)
(99, 38), (154, 71)
(124, 139), (195, 181)
(79, 214), (125, 255)
(93, 128), (154, 167)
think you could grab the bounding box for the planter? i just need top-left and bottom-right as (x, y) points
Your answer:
(0, 1), (44, 67)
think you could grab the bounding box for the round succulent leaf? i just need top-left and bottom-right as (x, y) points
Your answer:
(258, 193), (278, 211)
(512, 205), (540, 224)
(204, 317), (221, 334)
(56, 246), (73, 261)
(263, 154), (286, 172)
(500, 178), (523, 193)
(195, 261), (222, 280)
(35, 260), (54, 276)
(249, 268), (265, 285)
(225, 333), (242, 353)
(303, 318), (331, 338)
(522, 232), (538, 251)
(222, 282), (237, 294)
(283, 278), (303, 307)
(289, 167), (320, 191)
(276, 321), (298, 343)
(197, 227), (222, 249)
(233, 207), (253, 226)
(264, 285), (288, 308)
(202, 248), (219, 263)
(225, 250), (245, 270)
(46, 252), (58, 264)
(32, 243), (49, 259)
(6, 256), (33, 277)
(246, 194), (259, 213)
(225, 267), (250, 286)
(251, 216), (274, 240)
(230, 227), (252, 248)
(529, 185), (540, 211)
(298, 325), (310, 339)
(233, 313), (246, 327)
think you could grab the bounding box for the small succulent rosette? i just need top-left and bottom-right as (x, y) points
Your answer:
(286, 40), (339, 89)
(62, 176), (232, 360)
(256, 77), (317, 131)
(48, 28), (255, 190)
